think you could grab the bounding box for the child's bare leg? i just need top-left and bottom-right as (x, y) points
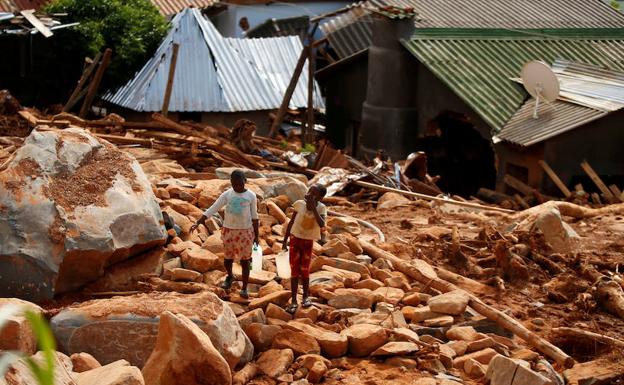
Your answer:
(302, 277), (312, 307)
(289, 276), (299, 313)
(222, 258), (234, 289)
(240, 259), (250, 298)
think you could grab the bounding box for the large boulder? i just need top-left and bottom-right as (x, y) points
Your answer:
(142, 311), (231, 385)
(0, 128), (167, 301)
(50, 291), (253, 369)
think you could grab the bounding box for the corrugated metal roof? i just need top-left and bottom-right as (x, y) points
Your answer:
(245, 16), (309, 39)
(149, 0), (217, 16)
(495, 99), (607, 146)
(105, 8), (323, 113)
(320, 0), (624, 59)
(402, 29), (624, 132)
(0, 0), (48, 12)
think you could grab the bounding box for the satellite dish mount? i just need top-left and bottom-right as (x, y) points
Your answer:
(520, 61), (560, 119)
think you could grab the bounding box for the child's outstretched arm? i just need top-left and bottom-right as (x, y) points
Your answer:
(190, 192), (228, 232)
(282, 212), (297, 250)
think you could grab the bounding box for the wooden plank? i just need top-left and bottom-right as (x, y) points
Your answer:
(580, 160), (619, 203)
(161, 43), (180, 117)
(268, 45), (309, 137)
(354, 181), (514, 213)
(513, 194), (531, 209)
(304, 42), (315, 144)
(609, 184), (622, 200)
(18, 110), (40, 126)
(503, 174), (534, 196)
(63, 53), (102, 112)
(538, 160), (571, 198)
(20, 10), (53, 38)
(79, 48), (112, 118)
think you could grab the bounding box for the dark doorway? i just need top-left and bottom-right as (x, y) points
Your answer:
(416, 111), (496, 196)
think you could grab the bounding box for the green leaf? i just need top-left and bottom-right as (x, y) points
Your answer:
(23, 311), (56, 385)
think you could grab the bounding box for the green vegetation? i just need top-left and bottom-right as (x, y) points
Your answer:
(44, 0), (169, 90)
(0, 307), (56, 385)
(301, 143), (316, 153)
(611, 0), (621, 11)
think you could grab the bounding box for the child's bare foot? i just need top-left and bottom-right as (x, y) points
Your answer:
(239, 289), (249, 298)
(287, 302), (298, 314)
(302, 297), (312, 308)
(221, 276), (234, 290)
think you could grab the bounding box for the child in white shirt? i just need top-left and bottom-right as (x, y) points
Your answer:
(191, 170), (259, 298)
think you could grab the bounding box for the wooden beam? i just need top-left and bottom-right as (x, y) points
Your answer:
(79, 48), (112, 118)
(354, 180), (514, 213)
(18, 110), (40, 126)
(304, 42), (315, 144)
(268, 45), (309, 137)
(580, 160), (619, 203)
(161, 43), (180, 117)
(538, 160), (571, 198)
(513, 194), (531, 209)
(609, 184), (622, 200)
(63, 53), (102, 113)
(503, 174), (534, 196)
(20, 10), (53, 38)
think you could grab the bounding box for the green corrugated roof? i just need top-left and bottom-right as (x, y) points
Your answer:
(402, 28), (624, 132)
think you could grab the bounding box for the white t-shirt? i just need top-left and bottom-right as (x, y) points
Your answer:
(290, 200), (327, 241)
(203, 188), (258, 229)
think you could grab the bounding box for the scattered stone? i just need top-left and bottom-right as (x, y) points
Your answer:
(169, 267), (203, 282)
(51, 291), (252, 369)
(446, 340), (469, 356)
(294, 306), (320, 322)
(372, 287), (405, 306)
(0, 298), (43, 354)
(272, 329), (321, 356)
(249, 290), (291, 310)
(377, 192), (411, 210)
(385, 357), (418, 368)
(245, 323), (282, 353)
(285, 321), (348, 358)
(232, 363), (258, 385)
(487, 354), (552, 385)
(321, 239), (350, 257)
(453, 348), (498, 368)
(76, 360), (144, 385)
(325, 217), (361, 237)
(464, 358), (486, 378)
(423, 315), (454, 327)
(413, 378), (436, 385)
(237, 308), (266, 330)
(391, 327), (421, 343)
(266, 303), (293, 322)
(353, 278), (384, 291)
(328, 288), (373, 309)
(375, 302), (395, 314)
(446, 326), (481, 342)
(427, 290), (470, 316)
(402, 306), (445, 322)
(256, 349), (295, 378)
(267, 201), (287, 223)
(322, 265), (361, 286)
(371, 341), (419, 356)
(258, 280), (284, 297)
(342, 324), (388, 357)
(528, 206), (580, 253)
(563, 358), (624, 385)
(71, 352), (101, 373)
(307, 360), (328, 383)
(141, 311), (231, 385)
(180, 248), (219, 273)
(384, 276), (411, 291)
(466, 337), (496, 353)
(4, 351), (75, 385)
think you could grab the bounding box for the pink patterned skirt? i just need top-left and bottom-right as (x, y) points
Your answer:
(222, 227), (254, 261)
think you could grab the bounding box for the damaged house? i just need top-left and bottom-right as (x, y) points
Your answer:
(316, 0), (624, 197)
(104, 7), (324, 133)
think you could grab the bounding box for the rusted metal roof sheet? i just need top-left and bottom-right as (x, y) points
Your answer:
(321, 0), (624, 59)
(105, 8), (323, 113)
(0, 0), (48, 12)
(495, 99), (608, 146)
(149, 0), (217, 16)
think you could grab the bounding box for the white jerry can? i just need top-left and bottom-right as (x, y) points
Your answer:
(251, 244), (263, 272)
(275, 248), (291, 279)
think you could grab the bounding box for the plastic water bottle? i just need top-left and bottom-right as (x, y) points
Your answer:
(275, 248), (291, 279)
(251, 244), (263, 272)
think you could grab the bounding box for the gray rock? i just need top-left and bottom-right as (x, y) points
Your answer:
(0, 128), (166, 301)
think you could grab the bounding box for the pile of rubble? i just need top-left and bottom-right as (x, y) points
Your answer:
(2, 113), (624, 385)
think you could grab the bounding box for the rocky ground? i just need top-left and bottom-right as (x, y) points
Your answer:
(2, 127), (624, 385)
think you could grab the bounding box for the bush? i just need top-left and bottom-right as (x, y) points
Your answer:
(44, 0), (169, 91)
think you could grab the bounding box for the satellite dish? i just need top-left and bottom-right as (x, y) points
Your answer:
(521, 61), (559, 119)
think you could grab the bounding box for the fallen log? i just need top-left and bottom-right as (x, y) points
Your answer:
(361, 240), (575, 368)
(552, 327), (624, 348)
